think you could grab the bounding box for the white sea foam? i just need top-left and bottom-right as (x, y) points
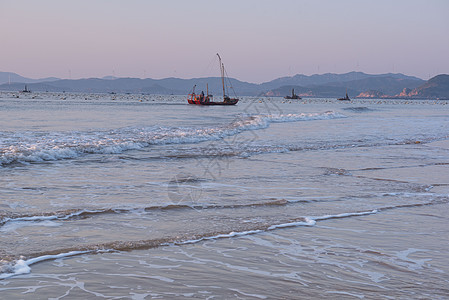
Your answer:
(268, 218), (317, 230)
(312, 210), (379, 221)
(176, 229), (265, 245)
(325, 290), (365, 299)
(0, 111), (345, 166)
(266, 210), (380, 231)
(0, 259), (31, 279)
(168, 209), (380, 248)
(0, 208), (384, 280)
(0, 251), (90, 280)
(0, 209), (104, 227)
(395, 248), (431, 270)
(174, 209), (378, 245)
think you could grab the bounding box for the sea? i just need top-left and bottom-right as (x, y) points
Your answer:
(0, 92), (448, 299)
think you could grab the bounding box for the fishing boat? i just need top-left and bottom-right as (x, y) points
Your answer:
(21, 85), (31, 93)
(338, 90), (350, 101)
(284, 88), (301, 100)
(188, 54), (239, 106)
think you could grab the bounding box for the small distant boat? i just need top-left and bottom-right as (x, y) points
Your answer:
(284, 88), (301, 100)
(21, 85), (31, 93)
(188, 54), (239, 106)
(338, 90), (350, 101)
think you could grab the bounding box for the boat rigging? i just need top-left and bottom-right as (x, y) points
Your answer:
(284, 88), (301, 100)
(187, 54), (239, 106)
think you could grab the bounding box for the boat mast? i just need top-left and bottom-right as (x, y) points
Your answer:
(217, 53), (226, 98)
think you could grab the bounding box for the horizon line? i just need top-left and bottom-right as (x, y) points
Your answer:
(0, 70), (430, 84)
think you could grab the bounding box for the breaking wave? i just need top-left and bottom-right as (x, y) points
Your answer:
(3, 197), (446, 280)
(0, 199), (290, 228)
(0, 207), (372, 280)
(0, 111), (345, 166)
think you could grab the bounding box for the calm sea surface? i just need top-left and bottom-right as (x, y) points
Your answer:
(1, 92), (448, 299)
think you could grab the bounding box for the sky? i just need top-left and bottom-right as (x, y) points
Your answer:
(1, 0), (448, 83)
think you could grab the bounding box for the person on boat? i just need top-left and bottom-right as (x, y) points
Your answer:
(197, 91), (202, 101)
(199, 91), (208, 103)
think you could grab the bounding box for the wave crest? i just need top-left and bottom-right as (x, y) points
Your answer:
(0, 111), (345, 166)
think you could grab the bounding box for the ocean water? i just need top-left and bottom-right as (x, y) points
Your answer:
(0, 92), (448, 299)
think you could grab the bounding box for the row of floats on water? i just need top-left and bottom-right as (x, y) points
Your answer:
(5, 87), (448, 104)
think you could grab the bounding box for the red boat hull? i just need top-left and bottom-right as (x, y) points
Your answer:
(188, 93), (238, 105)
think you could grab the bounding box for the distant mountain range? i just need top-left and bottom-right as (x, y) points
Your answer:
(0, 71), (447, 99)
(0, 72), (59, 85)
(406, 74), (449, 98)
(264, 74), (426, 98)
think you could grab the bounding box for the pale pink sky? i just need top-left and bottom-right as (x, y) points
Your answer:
(1, 0), (448, 83)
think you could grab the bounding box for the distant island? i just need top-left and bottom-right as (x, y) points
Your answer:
(0, 71), (448, 99)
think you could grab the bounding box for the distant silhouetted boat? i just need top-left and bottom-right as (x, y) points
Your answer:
(188, 53), (239, 106)
(338, 90), (350, 101)
(21, 85), (31, 93)
(284, 88), (301, 100)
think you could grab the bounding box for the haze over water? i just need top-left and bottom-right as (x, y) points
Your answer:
(0, 92), (448, 298)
